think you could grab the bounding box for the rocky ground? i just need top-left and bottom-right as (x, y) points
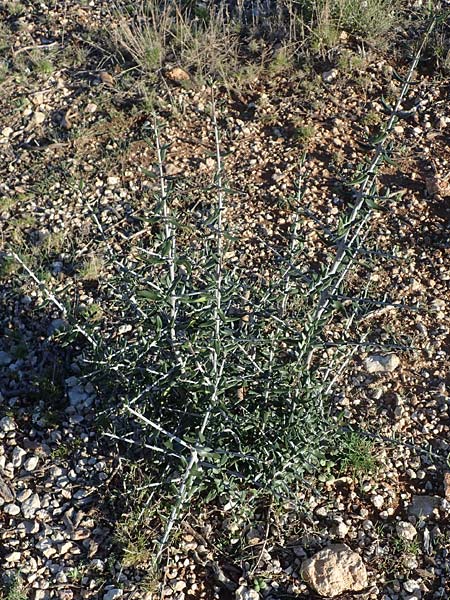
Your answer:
(1, 1), (449, 599)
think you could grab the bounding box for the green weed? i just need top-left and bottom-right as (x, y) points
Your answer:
(339, 431), (377, 478)
(0, 573), (27, 600)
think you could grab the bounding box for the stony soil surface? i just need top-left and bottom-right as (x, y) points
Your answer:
(0, 2), (449, 600)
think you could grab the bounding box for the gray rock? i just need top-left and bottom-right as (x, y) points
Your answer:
(5, 551), (21, 562)
(364, 354), (400, 374)
(235, 585), (260, 600)
(11, 446), (26, 468)
(24, 456), (39, 472)
(301, 544), (368, 597)
(0, 416), (16, 432)
(4, 503), (20, 516)
(16, 488), (32, 502)
(21, 493), (41, 519)
(371, 494), (384, 509)
(322, 69), (338, 83)
(409, 495), (440, 518)
(103, 589), (123, 600)
(67, 384), (87, 407)
(396, 521), (417, 541)
(47, 319), (68, 336)
(0, 473), (14, 502)
(0, 350), (12, 366)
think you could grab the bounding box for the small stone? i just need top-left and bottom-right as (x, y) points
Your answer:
(396, 521), (417, 541)
(34, 111), (46, 125)
(12, 446), (26, 468)
(107, 176), (120, 186)
(5, 551), (21, 562)
(394, 125), (404, 134)
(85, 103), (97, 113)
(235, 585), (260, 600)
(425, 175), (444, 198)
(246, 527), (262, 545)
(364, 354), (400, 373)
(24, 456), (39, 472)
(444, 472), (450, 501)
(0, 475), (14, 502)
(0, 416), (16, 431)
(404, 579), (420, 594)
(371, 494), (384, 510)
(61, 111), (73, 129)
(24, 521), (40, 534)
(16, 488), (32, 502)
(1, 126), (13, 138)
(166, 67), (190, 82)
(67, 385), (87, 407)
(4, 503), (21, 516)
(98, 72), (114, 85)
(47, 319), (68, 336)
(43, 547), (57, 558)
(59, 541), (73, 555)
(0, 350), (12, 365)
(32, 92), (44, 105)
(21, 493), (41, 519)
(331, 521), (349, 538)
(322, 69), (338, 83)
(408, 495), (440, 518)
(103, 589), (123, 600)
(173, 581), (187, 592)
(58, 590), (73, 600)
(165, 163), (182, 177)
(301, 544), (367, 597)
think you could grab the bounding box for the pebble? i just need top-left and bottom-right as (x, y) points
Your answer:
(1, 127), (13, 138)
(5, 551), (21, 562)
(404, 579), (420, 593)
(396, 521), (417, 541)
(34, 111), (46, 125)
(47, 319), (68, 336)
(16, 488), (32, 502)
(408, 495), (440, 518)
(12, 446), (27, 467)
(4, 503), (21, 516)
(444, 472), (450, 501)
(371, 494), (384, 509)
(21, 494), (41, 519)
(0, 416), (16, 432)
(322, 69), (338, 83)
(0, 350), (12, 366)
(99, 71), (115, 85)
(103, 589), (123, 600)
(332, 521), (349, 538)
(364, 354), (400, 373)
(24, 456), (39, 472)
(235, 585), (260, 600)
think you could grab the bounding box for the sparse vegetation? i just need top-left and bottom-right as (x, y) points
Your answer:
(0, 573), (27, 600)
(1, 0), (449, 597)
(338, 431), (378, 478)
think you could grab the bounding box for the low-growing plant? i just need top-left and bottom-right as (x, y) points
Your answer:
(0, 573), (27, 600)
(111, 0), (242, 82)
(6, 14), (439, 581)
(78, 255), (104, 281)
(293, 123), (315, 146)
(338, 431), (377, 478)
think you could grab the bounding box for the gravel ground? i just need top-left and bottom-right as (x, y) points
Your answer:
(1, 1), (449, 599)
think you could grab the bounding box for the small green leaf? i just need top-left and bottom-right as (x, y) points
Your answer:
(137, 289), (161, 301)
